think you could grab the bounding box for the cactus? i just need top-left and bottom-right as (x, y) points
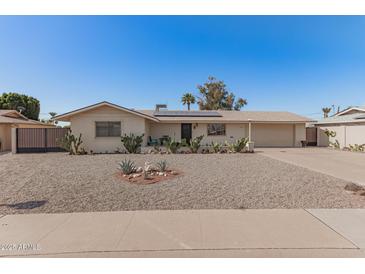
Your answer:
(190, 135), (204, 153)
(57, 130), (84, 155)
(211, 141), (222, 153)
(226, 137), (248, 153)
(121, 133), (144, 153)
(164, 137), (181, 154)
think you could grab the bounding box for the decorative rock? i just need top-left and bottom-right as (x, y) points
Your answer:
(144, 162), (159, 172)
(158, 172), (164, 176)
(136, 167), (143, 173)
(164, 174), (167, 177)
(132, 173), (141, 178)
(344, 183), (365, 192)
(170, 171), (177, 175)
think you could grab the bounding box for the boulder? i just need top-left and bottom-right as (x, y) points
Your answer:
(344, 183), (365, 192)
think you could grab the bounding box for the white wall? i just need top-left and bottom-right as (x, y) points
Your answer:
(70, 105), (147, 153)
(318, 124), (365, 148)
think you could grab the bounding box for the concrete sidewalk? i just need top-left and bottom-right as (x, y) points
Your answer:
(1, 209), (365, 257)
(259, 147), (365, 186)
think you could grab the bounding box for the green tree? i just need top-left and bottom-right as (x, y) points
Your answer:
(181, 93), (196, 110)
(0, 92), (40, 120)
(322, 107), (332, 118)
(197, 76), (247, 110)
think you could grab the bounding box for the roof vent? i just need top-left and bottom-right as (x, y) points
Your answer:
(155, 104), (167, 111)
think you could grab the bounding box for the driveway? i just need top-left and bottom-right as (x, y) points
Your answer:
(260, 147), (365, 186)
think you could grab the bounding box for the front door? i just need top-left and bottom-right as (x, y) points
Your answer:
(181, 123), (192, 144)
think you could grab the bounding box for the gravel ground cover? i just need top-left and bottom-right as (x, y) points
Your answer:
(0, 152), (364, 214)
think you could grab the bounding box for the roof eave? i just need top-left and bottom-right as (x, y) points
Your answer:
(54, 101), (159, 122)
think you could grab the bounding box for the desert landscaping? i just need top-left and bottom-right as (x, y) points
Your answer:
(1, 152), (365, 215)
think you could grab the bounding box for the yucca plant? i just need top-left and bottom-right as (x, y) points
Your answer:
(211, 141), (222, 153)
(121, 133), (144, 153)
(119, 159), (136, 175)
(190, 135), (204, 153)
(156, 160), (168, 172)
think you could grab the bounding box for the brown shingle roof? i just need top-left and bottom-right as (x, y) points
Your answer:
(0, 109), (54, 126)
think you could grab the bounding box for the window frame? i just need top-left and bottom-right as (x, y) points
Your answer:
(207, 123), (226, 136)
(95, 121), (121, 137)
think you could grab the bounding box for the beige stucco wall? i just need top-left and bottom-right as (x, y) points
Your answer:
(317, 124), (365, 148)
(192, 123), (248, 145)
(0, 124), (12, 151)
(149, 123), (181, 140)
(294, 123), (306, 147)
(149, 122), (304, 147)
(69, 105), (147, 153)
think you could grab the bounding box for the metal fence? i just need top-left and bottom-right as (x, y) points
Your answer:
(306, 127), (317, 146)
(16, 128), (69, 153)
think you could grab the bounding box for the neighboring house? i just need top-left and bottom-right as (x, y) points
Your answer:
(0, 109), (54, 152)
(54, 101), (311, 153)
(314, 106), (365, 148)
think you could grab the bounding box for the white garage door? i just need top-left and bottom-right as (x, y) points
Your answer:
(252, 123), (294, 147)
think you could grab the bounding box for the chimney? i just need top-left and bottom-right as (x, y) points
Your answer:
(155, 104), (167, 112)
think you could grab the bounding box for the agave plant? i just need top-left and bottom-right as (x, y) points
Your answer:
(156, 160), (168, 172)
(119, 159), (136, 175)
(190, 135), (204, 153)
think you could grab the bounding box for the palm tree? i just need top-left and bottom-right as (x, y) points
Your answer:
(49, 112), (58, 125)
(181, 93), (196, 111)
(322, 107), (332, 118)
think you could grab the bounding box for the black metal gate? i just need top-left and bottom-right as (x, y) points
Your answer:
(16, 128), (69, 153)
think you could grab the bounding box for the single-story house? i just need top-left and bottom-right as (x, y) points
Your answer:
(314, 106), (365, 148)
(0, 109), (55, 152)
(54, 101), (312, 153)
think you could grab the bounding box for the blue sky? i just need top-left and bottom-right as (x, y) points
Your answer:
(0, 16), (365, 120)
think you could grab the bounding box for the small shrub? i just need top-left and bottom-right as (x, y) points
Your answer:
(329, 139), (340, 149)
(211, 141), (222, 153)
(156, 160), (168, 172)
(164, 137), (181, 154)
(190, 135), (204, 153)
(119, 159), (136, 175)
(121, 133), (144, 153)
(349, 144), (365, 152)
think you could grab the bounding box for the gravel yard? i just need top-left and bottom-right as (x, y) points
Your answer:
(0, 152), (364, 214)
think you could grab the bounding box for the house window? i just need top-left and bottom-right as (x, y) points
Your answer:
(207, 123), (226, 136)
(95, 121), (121, 137)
